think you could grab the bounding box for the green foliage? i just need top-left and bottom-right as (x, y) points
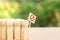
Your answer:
(18, 0), (60, 27)
(0, 0), (60, 27)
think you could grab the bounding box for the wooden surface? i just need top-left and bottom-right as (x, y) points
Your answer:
(29, 27), (60, 40)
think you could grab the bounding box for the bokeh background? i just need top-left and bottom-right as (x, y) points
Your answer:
(0, 0), (60, 27)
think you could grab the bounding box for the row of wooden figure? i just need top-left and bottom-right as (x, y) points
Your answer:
(0, 19), (29, 40)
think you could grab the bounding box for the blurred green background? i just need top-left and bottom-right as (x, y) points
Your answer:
(0, 0), (60, 27)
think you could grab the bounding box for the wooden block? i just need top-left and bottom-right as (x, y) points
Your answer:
(1, 19), (7, 40)
(7, 19), (14, 40)
(0, 20), (2, 40)
(20, 20), (29, 40)
(14, 19), (20, 40)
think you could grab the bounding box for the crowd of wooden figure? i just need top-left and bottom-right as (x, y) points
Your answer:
(0, 19), (29, 40)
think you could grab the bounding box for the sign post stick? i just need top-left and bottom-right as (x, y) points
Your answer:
(29, 21), (31, 27)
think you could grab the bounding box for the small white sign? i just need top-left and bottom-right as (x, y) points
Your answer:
(28, 12), (36, 24)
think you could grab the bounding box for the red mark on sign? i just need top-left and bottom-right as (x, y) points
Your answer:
(30, 15), (35, 21)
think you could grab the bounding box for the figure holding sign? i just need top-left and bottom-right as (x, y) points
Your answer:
(28, 12), (36, 27)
